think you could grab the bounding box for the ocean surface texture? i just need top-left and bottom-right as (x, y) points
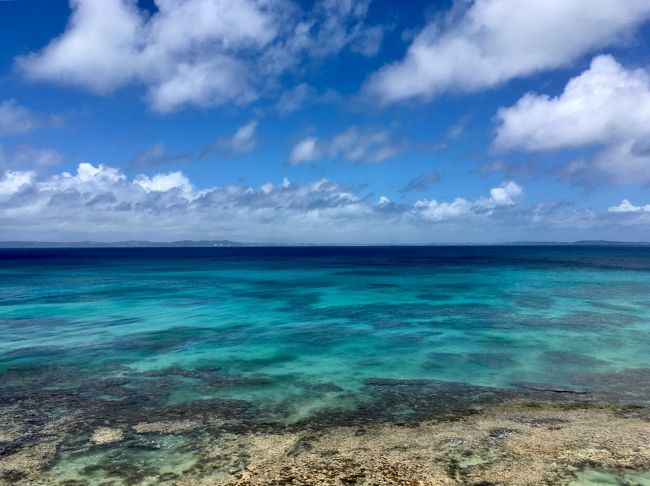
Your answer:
(1, 246), (650, 483)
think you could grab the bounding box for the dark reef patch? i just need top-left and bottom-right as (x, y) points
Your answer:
(541, 350), (610, 367)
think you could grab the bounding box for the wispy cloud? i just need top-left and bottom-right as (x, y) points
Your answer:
(290, 137), (320, 165)
(290, 126), (407, 165)
(400, 171), (441, 193)
(0, 144), (64, 169)
(213, 120), (258, 156)
(274, 83), (340, 115)
(131, 120), (259, 169)
(0, 99), (62, 135)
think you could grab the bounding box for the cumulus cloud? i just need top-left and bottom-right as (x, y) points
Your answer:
(608, 199), (650, 213)
(414, 180), (522, 222)
(134, 171), (192, 194)
(495, 56), (650, 150)
(365, 0), (650, 103)
(17, 0), (382, 112)
(0, 99), (62, 135)
(414, 198), (473, 222)
(484, 180), (523, 207)
(0, 163), (532, 242)
(0, 170), (35, 197)
(495, 55), (650, 184)
(290, 126), (405, 165)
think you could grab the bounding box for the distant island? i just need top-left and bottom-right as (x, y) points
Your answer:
(0, 240), (649, 248)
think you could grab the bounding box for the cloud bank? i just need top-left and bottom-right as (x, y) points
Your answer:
(0, 163), (536, 242)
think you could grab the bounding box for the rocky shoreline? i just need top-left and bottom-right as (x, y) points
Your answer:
(213, 401), (650, 486)
(1, 369), (650, 485)
(2, 399), (650, 485)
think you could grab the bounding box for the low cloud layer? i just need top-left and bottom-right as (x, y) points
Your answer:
(0, 163), (537, 242)
(0, 163), (646, 242)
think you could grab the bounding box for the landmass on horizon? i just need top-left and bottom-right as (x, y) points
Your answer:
(0, 240), (649, 248)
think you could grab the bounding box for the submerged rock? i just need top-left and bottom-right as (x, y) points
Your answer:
(512, 382), (588, 395)
(91, 427), (124, 445)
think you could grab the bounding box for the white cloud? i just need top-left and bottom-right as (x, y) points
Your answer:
(17, 0), (381, 112)
(75, 162), (124, 184)
(329, 126), (400, 163)
(147, 57), (257, 112)
(608, 199), (650, 213)
(290, 137), (320, 165)
(414, 180), (523, 222)
(484, 180), (523, 207)
(0, 170), (35, 197)
(215, 120), (258, 155)
(495, 56), (650, 150)
(290, 126), (404, 165)
(134, 171), (192, 193)
(365, 0), (650, 103)
(414, 197), (473, 222)
(18, 0), (143, 93)
(38, 163), (126, 193)
(495, 55), (650, 184)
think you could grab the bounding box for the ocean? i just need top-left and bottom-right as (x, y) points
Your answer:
(1, 246), (650, 483)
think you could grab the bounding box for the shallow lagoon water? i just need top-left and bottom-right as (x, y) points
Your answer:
(1, 246), (650, 483)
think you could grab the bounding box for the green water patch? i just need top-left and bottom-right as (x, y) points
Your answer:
(49, 434), (199, 485)
(570, 469), (650, 485)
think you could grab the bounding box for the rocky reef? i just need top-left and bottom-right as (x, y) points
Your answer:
(1, 366), (650, 485)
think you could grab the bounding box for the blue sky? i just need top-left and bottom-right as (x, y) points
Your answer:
(1, 0), (650, 243)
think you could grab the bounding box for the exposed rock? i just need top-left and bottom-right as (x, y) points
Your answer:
(91, 427), (124, 445)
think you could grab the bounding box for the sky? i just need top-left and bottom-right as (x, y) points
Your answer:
(1, 0), (650, 244)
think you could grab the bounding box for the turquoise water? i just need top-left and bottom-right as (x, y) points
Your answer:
(1, 246), (650, 422)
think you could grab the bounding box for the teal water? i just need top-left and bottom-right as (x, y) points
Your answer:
(1, 246), (650, 422)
